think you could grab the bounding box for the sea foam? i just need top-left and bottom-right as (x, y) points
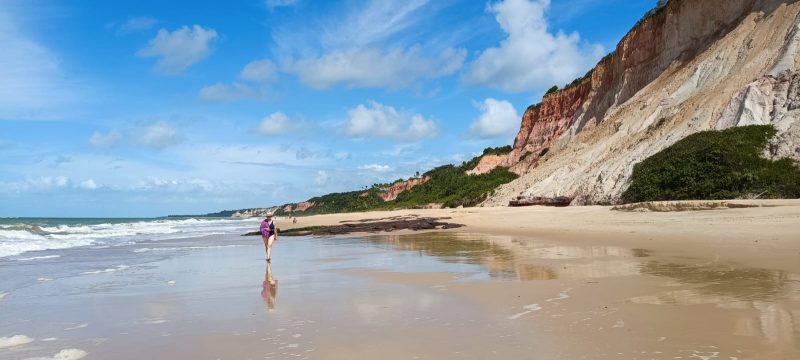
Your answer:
(0, 335), (34, 349)
(25, 348), (88, 360)
(0, 218), (259, 258)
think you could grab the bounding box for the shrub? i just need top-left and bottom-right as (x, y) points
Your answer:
(538, 147), (550, 157)
(622, 125), (800, 203)
(545, 85), (559, 95)
(286, 151), (520, 215)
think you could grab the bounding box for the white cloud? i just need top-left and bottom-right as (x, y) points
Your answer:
(320, 0), (429, 49)
(79, 179), (99, 190)
(257, 112), (294, 135)
(463, 0), (604, 92)
(131, 121), (181, 149)
(276, 0), (465, 89)
(266, 0), (299, 9)
(0, 8), (80, 120)
(284, 47), (465, 89)
(344, 101), (438, 141)
(119, 16), (157, 34)
(469, 98), (520, 139)
(89, 130), (122, 148)
(358, 164), (392, 173)
(240, 59), (276, 83)
(199, 83), (262, 102)
(314, 170), (329, 186)
(136, 25), (218, 75)
(136, 177), (213, 192)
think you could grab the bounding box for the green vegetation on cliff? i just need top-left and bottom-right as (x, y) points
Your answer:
(622, 125), (800, 203)
(279, 149), (519, 216)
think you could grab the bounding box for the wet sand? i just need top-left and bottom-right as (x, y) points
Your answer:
(1, 202), (799, 359)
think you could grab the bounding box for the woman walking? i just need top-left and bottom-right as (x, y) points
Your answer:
(260, 212), (278, 261)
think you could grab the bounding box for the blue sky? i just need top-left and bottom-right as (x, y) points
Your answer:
(0, 0), (656, 217)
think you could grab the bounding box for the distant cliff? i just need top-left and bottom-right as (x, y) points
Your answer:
(485, 0), (800, 205)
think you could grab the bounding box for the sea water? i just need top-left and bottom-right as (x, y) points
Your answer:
(0, 217), (260, 258)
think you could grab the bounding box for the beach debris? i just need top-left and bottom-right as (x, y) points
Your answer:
(0, 335), (34, 349)
(611, 201), (761, 212)
(509, 196), (572, 207)
(507, 303), (542, 320)
(243, 217), (465, 237)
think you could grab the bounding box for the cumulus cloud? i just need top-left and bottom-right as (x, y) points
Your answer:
(199, 83), (262, 102)
(283, 47), (465, 89)
(469, 98), (520, 139)
(199, 60), (275, 102)
(463, 0), (604, 92)
(240, 59), (276, 83)
(344, 101), (438, 141)
(119, 16), (157, 34)
(131, 122), (181, 149)
(89, 130), (122, 148)
(257, 112), (295, 135)
(358, 164), (392, 173)
(136, 25), (218, 75)
(79, 179), (99, 190)
(136, 176), (213, 192)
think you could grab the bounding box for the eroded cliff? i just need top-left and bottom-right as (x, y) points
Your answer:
(486, 0), (800, 205)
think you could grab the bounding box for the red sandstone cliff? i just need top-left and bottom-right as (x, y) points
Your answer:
(510, 0), (778, 166)
(466, 154), (510, 175)
(486, 0), (800, 205)
(379, 177), (430, 201)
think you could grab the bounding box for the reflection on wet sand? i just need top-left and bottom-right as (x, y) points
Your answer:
(631, 262), (800, 352)
(362, 233), (648, 280)
(261, 262), (278, 310)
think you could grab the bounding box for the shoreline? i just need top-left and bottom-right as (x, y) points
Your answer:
(274, 199), (800, 271)
(2, 203), (799, 358)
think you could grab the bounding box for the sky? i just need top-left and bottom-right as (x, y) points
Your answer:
(0, 0), (657, 217)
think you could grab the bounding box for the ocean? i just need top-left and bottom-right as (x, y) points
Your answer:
(0, 217), (261, 259)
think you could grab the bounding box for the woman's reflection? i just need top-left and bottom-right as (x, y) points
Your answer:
(261, 261), (278, 310)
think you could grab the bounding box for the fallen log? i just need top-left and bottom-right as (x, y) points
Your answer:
(509, 196), (572, 207)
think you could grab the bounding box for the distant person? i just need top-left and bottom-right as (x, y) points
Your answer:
(293, 217), (297, 224)
(260, 213), (278, 261)
(261, 261), (278, 310)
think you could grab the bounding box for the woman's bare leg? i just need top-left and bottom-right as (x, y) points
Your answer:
(266, 234), (276, 261)
(262, 236), (270, 260)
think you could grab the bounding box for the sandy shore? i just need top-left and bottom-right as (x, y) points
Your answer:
(1, 201), (799, 359)
(279, 200), (800, 271)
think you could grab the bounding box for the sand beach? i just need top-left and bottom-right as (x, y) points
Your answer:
(1, 201), (798, 359)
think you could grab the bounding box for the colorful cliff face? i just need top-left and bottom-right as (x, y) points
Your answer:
(487, 0), (800, 205)
(509, 80), (592, 170)
(466, 154), (510, 176)
(379, 177), (430, 201)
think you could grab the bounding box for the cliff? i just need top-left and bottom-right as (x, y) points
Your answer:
(466, 154), (509, 175)
(486, 0), (800, 205)
(379, 177), (430, 201)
